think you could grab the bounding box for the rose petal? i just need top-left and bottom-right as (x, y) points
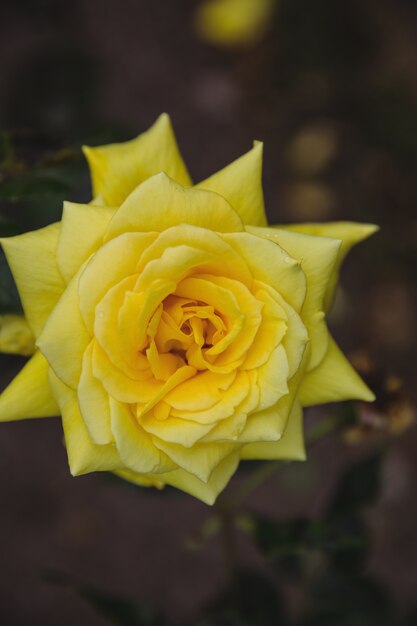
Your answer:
(1, 223), (65, 337)
(105, 172), (244, 239)
(240, 401), (306, 461)
(57, 202), (116, 283)
(0, 350), (58, 421)
(196, 141), (267, 227)
(299, 337), (375, 406)
(49, 370), (122, 475)
(83, 113), (192, 205)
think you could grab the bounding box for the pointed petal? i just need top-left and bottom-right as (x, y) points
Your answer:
(37, 276), (90, 389)
(115, 451), (240, 505)
(91, 194), (108, 206)
(151, 435), (237, 483)
(240, 401), (306, 460)
(299, 336), (375, 406)
(105, 173), (243, 240)
(57, 202), (117, 283)
(196, 141), (267, 226)
(49, 370), (122, 475)
(0, 350), (58, 421)
(161, 450), (240, 504)
(0, 314), (35, 356)
(114, 469), (165, 490)
(282, 222), (379, 310)
(0, 223), (65, 338)
(83, 113), (192, 205)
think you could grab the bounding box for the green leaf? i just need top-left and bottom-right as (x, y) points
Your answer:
(0, 175), (71, 200)
(0, 131), (15, 165)
(253, 516), (366, 559)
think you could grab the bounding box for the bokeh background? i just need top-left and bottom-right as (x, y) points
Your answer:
(0, 1), (416, 624)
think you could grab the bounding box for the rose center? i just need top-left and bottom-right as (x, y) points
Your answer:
(143, 294), (229, 374)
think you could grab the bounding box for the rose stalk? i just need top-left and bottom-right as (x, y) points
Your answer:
(0, 114), (376, 504)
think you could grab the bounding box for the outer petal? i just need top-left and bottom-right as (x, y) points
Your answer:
(0, 350), (58, 421)
(151, 436), (238, 483)
(196, 141), (267, 226)
(91, 194), (108, 206)
(37, 275), (90, 389)
(161, 450), (240, 505)
(0, 223), (65, 337)
(0, 314), (35, 356)
(281, 222), (379, 310)
(82, 113), (192, 205)
(105, 173), (243, 240)
(57, 202), (117, 283)
(115, 451), (240, 505)
(240, 401), (306, 461)
(49, 370), (122, 475)
(299, 337), (375, 406)
(114, 469), (165, 490)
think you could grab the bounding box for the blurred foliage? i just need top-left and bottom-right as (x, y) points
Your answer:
(0, 254), (21, 313)
(0, 130), (89, 315)
(40, 447), (416, 626)
(158, 439), (417, 626)
(188, 453), (410, 626)
(345, 354), (415, 443)
(0, 130), (87, 226)
(43, 570), (163, 626)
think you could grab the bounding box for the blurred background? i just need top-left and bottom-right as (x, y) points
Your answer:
(0, 1), (416, 624)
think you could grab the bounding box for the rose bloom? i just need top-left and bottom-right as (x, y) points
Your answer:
(0, 115), (376, 504)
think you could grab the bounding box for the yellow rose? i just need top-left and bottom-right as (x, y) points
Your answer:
(0, 114), (376, 504)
